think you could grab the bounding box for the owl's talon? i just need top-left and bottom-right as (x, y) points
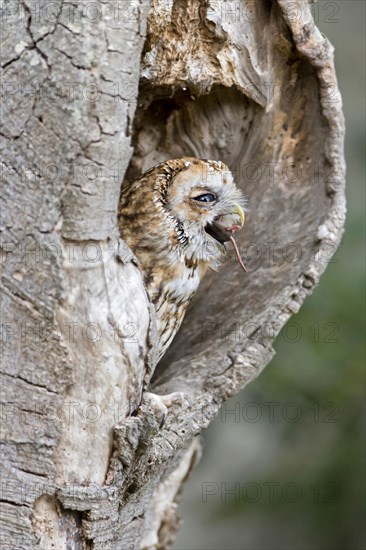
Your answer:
(143, 391), (191, 428)
(159, 411), (168, 429)
(142, 392), (169, 427)
(158, 391), (191, 409)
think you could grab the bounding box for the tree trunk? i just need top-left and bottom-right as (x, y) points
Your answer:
(0, 0), (345, 548)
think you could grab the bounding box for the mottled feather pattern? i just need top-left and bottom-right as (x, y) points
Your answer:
(119, 158), (245, 361)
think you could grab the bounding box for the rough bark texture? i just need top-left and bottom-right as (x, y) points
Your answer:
(0, 0), (345, 549)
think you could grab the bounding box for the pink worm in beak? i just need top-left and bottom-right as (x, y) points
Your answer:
(228, 231), (248, 273)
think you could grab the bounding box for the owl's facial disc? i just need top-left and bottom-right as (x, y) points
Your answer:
(205, 203), (245, 243)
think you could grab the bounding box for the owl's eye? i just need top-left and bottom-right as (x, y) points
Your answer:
(191, 193), (217, 203)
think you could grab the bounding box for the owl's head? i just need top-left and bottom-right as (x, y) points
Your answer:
(160, 158), (246, 267)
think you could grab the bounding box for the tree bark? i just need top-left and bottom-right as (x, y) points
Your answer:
(0, 0), (345, 548)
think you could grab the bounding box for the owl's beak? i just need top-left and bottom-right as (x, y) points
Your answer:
(205, 203), (245, 243)
(224, 203), (245, 232)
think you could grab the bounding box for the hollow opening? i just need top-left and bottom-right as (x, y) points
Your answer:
(122, 69), (329, 386)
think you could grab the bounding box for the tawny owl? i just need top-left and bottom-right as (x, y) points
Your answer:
(119, 158), (246, 362)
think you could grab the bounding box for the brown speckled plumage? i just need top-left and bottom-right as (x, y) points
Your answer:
(119, 158), (245, 361)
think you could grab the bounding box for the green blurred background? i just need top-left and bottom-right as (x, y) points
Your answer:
(173, 2), (365, 549)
